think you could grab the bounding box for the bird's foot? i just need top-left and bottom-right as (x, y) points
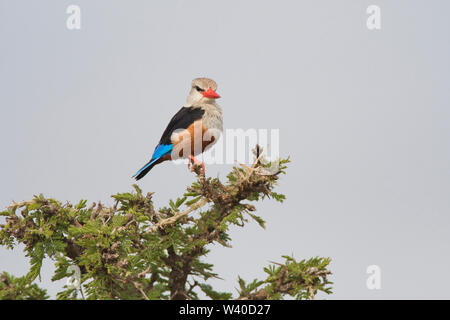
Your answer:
(188, 155), (205, 174)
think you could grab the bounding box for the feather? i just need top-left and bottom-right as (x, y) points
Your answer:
(133, 144), (173, 180)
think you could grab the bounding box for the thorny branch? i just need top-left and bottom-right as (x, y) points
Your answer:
(0, 145), (332, 300)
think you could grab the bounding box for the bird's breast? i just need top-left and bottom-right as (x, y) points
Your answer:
(202, 108), (223, 133)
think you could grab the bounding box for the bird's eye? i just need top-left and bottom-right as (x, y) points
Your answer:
(195, 86), (204, 92)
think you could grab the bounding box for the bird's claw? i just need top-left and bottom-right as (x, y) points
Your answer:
(188, 155), (205, 174)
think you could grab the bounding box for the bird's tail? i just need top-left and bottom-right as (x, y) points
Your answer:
(132, 158), (160, 180)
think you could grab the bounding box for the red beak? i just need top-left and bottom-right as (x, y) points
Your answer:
(202, 88), (221, 99)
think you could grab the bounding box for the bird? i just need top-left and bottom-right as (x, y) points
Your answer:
(133, 78), (223, 180)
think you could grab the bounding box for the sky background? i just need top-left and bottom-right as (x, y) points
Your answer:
(1, 0), (449, 299)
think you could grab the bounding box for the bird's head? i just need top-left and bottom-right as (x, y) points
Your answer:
(186, 78), (221, 106)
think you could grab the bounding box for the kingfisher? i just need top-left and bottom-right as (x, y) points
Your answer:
(133, 78), (223, 180)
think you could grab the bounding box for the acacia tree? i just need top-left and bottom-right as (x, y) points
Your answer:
(0, 146), (332, 300)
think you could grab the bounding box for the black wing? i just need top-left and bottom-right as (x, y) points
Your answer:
(159, 106), (205, 145)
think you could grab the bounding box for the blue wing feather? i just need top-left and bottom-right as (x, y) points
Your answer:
(152, 143), (173, 160)
(133, 144), (173, 178)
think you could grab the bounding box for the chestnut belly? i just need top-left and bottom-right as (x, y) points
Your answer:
(170, 121), (220, 160)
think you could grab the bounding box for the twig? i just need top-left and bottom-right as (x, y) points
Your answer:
(149, 198), (208, 232)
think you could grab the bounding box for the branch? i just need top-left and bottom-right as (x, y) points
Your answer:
(149, 198), (209, 232)
(237, 257), (333, 300)
(0, 145), (332, 300)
